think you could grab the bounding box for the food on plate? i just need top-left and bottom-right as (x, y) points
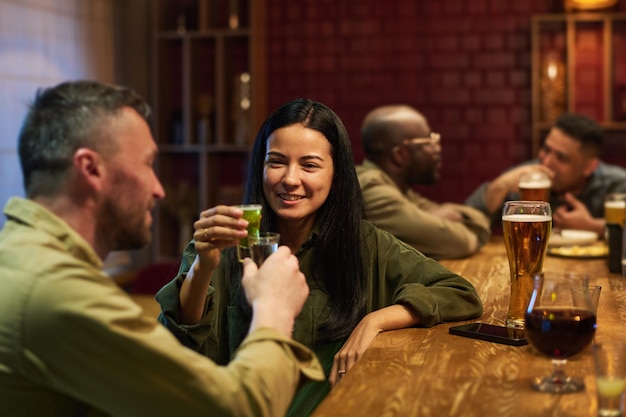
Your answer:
(548, 244), (607, 258)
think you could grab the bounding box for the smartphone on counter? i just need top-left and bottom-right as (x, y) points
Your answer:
(449, 322), (527, 346)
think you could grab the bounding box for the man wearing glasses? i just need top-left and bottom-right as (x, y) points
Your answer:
(356, 105), (491, 259)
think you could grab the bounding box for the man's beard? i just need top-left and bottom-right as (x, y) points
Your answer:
(98, 196), (152, 252)
(412, 167), (439, 186)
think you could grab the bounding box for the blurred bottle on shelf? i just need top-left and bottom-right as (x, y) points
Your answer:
(196, 94), (214, 144)
(233, 72), (251, 146)
(540, 52), (565, 123)
(170, 110), (184, 145)
(229, 0), (240, 29)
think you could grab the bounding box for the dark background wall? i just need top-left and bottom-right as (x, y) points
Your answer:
(264, 0), (626, 204)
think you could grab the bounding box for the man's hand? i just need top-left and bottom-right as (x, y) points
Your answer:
(552, 193), (605, 236)
(243, 246), (308, 338)
(485, 164), (553, 215)
(429, 205), (463, 222)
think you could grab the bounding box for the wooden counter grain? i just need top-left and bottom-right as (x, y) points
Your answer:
(311, 236), (624, 417)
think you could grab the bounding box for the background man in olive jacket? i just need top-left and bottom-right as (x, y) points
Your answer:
(357, 105), (491, 259)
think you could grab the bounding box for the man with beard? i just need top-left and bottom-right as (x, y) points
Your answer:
(0, 80), (323, 417)
(356, 105), (490, 259)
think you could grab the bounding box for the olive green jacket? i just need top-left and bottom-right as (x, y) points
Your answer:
(357, 159), (491, 259)
(157, 222), (482, 417)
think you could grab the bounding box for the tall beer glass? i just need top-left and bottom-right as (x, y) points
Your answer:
(518, 171), (551, 202)
(604, 194), (626, 225)
(605, 194), (626, 273)
(502, 201), (552, 330)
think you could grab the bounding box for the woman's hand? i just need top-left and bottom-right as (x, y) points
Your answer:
(193, 205), (249, 269)
(328, 314), (382, 387)
(328, 304), (420, 387)
(180, 205), (250, 324)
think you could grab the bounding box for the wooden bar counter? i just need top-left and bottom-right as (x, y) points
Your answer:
(311, 236), (625, 417)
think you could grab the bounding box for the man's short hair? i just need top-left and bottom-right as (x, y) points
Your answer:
(18, 80), (150, 197)
(554, 112), (603, 156)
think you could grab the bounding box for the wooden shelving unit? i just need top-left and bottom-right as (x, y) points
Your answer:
(151, 0), (266, 261)
(531, 12), (626, 155)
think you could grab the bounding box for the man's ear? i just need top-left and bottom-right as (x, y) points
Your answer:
(390, 145), (408, 167)
(73, 148), (105, 190)
(583, 156), (599, 177)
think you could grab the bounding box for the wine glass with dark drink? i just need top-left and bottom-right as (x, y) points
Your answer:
(525, 271), (597, 393)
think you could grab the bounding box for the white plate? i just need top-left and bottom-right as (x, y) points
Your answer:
(548, 229), (599, 247)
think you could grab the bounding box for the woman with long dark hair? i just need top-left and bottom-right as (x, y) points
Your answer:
(157, 98), (482, 416)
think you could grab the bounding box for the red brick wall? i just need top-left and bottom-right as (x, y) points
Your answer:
(264, 0), (626, 203)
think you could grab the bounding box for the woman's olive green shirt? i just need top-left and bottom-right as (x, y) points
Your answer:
(157, 221), (482, 416)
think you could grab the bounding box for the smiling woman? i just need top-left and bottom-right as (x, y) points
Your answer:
(261, 123), (334, 248)
(156, 98), (483, 417)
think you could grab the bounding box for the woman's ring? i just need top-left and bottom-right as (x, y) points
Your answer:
(338, 370), (346, 375)
(203, 229), (209, 240)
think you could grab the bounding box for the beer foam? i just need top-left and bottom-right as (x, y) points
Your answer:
(605, 200), (626, 209)
(519, 179), (551, 189)
(502, 214), (551, 222)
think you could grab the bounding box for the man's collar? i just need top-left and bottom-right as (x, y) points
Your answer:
(3, 197), (103, 269)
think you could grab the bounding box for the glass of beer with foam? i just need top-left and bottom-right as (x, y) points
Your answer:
(604, 194), (626, 273)
(605, 194), (626, 226)
(518, 171), (551, 202)
(502, 201), (552, 330)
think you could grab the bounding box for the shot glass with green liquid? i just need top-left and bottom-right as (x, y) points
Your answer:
(236, 204), (262, 261)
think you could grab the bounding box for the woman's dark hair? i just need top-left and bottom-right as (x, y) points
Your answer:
(237, 98), (368, 342)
